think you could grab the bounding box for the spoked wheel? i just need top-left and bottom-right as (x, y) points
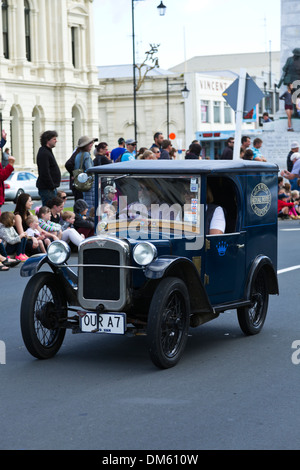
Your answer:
(20, 272), (67, 359)
(147, 277), (190, 369)
(237, 270), (269, 335)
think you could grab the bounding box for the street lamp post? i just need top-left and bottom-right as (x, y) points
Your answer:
(131, 0), (166, 143)
(166, 77), (190, 138)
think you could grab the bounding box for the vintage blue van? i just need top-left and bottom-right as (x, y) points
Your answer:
(20, 160), (279, 368)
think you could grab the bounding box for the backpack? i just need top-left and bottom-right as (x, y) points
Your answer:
(65, 152), (76, 174)
(73, 152), (94, 192)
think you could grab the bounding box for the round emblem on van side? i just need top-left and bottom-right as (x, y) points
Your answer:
(250, 183), (272, 217)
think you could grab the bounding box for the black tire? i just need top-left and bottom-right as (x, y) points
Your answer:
(147, 277), (190, 369)
(20, 272), (67, 359)
(237, 270), (269, 335)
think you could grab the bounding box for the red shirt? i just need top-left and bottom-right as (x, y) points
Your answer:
(0, 163), (14, 207)
(278, 199), (294, 213)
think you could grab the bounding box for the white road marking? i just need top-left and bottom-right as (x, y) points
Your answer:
(278, 265), (300, 274)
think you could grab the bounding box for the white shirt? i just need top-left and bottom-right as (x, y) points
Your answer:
(209, 206), (226, 233)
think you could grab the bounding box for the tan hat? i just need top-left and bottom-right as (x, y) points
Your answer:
(77, 136), (98, 148)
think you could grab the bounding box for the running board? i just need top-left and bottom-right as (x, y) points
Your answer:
(213, 299), (252, 314)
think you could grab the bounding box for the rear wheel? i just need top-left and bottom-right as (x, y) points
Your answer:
(147, 277), (190, 369)
(20, 272), (67, 359)
(237, 270), (269, 335)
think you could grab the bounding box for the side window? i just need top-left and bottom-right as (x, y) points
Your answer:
(207, 176), (239, 233)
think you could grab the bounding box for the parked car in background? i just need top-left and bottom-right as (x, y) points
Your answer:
(58, 172), (72, 196)
(4, 171), (39, 202)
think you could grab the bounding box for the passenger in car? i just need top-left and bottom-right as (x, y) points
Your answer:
(206, 185), (225, 235)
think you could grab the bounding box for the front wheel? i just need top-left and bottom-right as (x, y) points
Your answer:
(147, 277), (190, 369)
(20, 272), (67, 359)
(237, 270), (269, 335)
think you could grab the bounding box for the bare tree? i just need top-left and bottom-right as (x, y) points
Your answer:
(135, 43), (160, 92)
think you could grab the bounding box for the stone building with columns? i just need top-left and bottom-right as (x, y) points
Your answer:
(0, 0), (99, 170)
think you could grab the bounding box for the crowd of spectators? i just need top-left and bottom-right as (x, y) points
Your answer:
(1, 128), (299, 271)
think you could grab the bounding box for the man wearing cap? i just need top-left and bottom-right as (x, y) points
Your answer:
(111, 138), (126, 162)
(103, 185), (117, 205)
(36, 130), (61, 206)
(281, 152), (300, 190)
(121, 139), (137, 162)
(286, 141), (299, 172)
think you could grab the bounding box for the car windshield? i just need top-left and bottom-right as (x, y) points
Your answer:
(96, 175), (201, 239)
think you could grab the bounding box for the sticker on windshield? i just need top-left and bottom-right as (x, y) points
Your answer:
(250, 183), (271, 217)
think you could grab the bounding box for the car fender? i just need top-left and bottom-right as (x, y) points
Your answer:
(145, 256), (214, 314)
(20, 254), (78, 304)
(20, 254), (48, 277)
(245, 255), (279, 298)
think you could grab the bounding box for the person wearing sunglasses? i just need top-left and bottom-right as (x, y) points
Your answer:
(121, 139), (137, 162)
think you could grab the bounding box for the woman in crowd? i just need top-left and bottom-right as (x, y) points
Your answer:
(14, 193), (40, 256)
(74, 136), (95, 214)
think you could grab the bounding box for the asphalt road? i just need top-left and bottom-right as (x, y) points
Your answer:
(0, 219), (300, 450)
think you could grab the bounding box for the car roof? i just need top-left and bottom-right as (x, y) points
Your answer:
(88, 159), (279, 176)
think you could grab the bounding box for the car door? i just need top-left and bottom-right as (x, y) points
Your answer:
(204, 231), (246, 305)
(203, 175), (246, 305)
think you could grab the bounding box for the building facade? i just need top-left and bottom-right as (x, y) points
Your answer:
(97, 65), (188, 153)
(0, 0), (99, 170)
(0, 2), (281, 168)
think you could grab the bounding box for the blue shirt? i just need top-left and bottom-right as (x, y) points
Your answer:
(251, 147), (262, 160)
(110, 147), (126, 162)
(74, 151), (93, 171)
(121, 151), (135, 162)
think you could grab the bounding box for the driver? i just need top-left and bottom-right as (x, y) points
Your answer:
(119, 183), (179, 221)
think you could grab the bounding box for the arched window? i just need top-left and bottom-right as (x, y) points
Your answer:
(24, 0), (31, 62)
(2, 0), (9, 59)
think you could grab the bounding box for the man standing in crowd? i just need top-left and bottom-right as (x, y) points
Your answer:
(221, 137), (234, 160)
(150, 132), (164, 151)
(159, 139), (172, 159)
(110, 138), (126, 162)
(36, 130), (61, 206)
(286, 141), (299, 172)
(281, 152), (300, 190)
(241, 136), (251, 151)
(121, 139), (137, 162)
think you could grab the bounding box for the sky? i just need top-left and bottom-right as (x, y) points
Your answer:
(93, 0), (281, 70)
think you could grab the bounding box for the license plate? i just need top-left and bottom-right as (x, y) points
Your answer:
(80, 312), (126, 335)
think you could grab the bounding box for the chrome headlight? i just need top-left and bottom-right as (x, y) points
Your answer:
(47, 240), (71, 265)
(133, 242), (157, 266)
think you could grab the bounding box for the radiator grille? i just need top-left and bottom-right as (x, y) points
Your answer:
(83, 248), (120, 300)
